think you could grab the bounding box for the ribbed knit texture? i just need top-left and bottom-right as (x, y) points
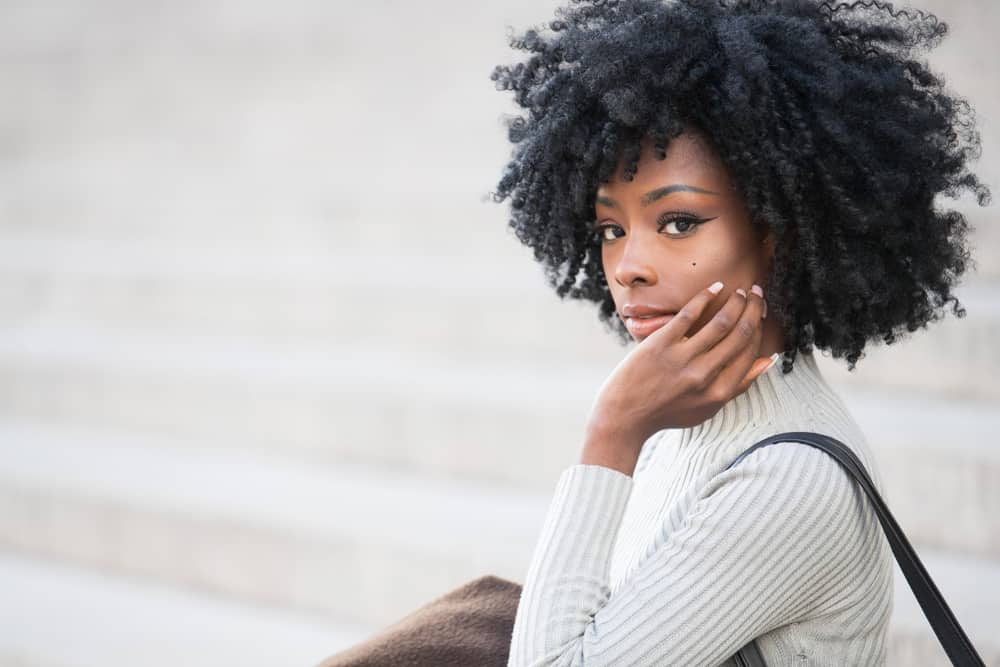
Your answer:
(507, 350), (894, 666)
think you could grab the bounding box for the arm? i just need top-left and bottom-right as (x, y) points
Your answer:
(507, 443), (865, 667)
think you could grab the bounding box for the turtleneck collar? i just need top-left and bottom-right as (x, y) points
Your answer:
(674, 350), (827, 449)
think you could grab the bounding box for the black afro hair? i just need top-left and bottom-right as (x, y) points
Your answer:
(489, 0), (991, 372)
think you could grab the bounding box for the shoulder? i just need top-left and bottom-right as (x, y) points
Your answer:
(707, 438), (858, 502)
(673, 439), (888, 622)
(712, 438), (895, 619)
(699, 441), (871, 562)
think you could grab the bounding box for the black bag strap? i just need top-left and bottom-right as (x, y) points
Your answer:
(726, 431), (985, 667)
(732, 637), (767, 667)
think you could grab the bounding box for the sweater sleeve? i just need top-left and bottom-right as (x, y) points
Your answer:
(507, 442), (868, 667)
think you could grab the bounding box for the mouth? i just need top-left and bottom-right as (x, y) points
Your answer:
(623, 312), (676, 339)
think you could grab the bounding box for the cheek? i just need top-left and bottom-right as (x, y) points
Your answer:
(684, 241), (751, 278)
(681, 255), (719, 279)
(677, 256), (738, 332)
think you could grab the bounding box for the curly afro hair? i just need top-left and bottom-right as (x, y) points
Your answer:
(489, 0), (991, 372)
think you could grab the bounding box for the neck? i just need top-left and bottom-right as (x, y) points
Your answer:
(675, 349), (825, 449)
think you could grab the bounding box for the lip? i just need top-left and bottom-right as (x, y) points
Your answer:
(619, 304), (678, 340)
(624, 313), (675, 339)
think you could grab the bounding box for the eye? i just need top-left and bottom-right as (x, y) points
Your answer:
(658, 213), (715, 237)
(594, 223), (625, 243)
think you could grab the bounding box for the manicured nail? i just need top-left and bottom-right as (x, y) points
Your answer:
(708, 281), (724, 294)
(762, 299), (768, 319)
(751, 284), (764, 298)
(735, 288), (747, 298)
(766, 352), (780, 371)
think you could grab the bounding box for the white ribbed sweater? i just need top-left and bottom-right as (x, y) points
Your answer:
(508, 351), (894, 666)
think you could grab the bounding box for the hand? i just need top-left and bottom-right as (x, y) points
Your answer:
(582, 282), (774, 468)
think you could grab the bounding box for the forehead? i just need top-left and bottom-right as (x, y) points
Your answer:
(597, 130), (729, 197)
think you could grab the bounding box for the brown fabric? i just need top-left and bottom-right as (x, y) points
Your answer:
(315, 575), (523, 667)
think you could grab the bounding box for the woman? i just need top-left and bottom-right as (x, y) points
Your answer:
(318, 0), (988, 665)
(489, 0), (988, 664)
(504, 129), (890, 666)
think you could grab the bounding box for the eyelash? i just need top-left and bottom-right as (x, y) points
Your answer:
(594, 212), (711, 243)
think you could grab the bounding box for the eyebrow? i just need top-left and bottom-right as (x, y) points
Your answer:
(595, 183), (720, 208)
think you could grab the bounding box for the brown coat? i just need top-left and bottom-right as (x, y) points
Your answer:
(315, 575), (521, 667)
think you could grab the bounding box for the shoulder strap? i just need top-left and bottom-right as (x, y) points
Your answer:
(732, 637), (767, 667)
(727, 431), (985, 667)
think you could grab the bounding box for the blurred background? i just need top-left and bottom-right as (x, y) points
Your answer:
(0, 1), (996, 665)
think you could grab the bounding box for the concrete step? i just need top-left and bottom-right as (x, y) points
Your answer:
(848, 388), (1000, 561)
(0, 0), (548, 253)
(0, 550), (374, 667)
(0, 236), (623, 368)
(814, 281), (1000, 404)
(0, 329), (997, 559)
(0, 327), (602, 489)
(1, 237), (998, 399)
(0, 419), (547, 627)
(888, 550), (1000, 667)
(0, 422), (996, 665)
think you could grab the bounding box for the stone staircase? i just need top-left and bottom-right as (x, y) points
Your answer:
(0, 1), (997, 666)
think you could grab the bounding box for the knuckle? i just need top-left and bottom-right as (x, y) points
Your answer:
(676, 307), (695, 323)
(736, 319), (755, 340)
(713, 312), (733, 331)
(700, 371), (720, 394)
(683, 367), (708, 391)
(708, 386), (729, 405)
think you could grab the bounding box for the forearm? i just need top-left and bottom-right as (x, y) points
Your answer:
(507, 464), (634, 666)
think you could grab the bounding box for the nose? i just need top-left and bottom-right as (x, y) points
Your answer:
(613, 234), (658, 288)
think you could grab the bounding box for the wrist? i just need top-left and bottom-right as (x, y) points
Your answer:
(580, 418), (647, 477)
(583, 412), (647, 448)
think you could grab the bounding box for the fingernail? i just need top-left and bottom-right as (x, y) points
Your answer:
(708, 281), (724, 294)
(762, 299), (768, 319)
(766, 352), (780, 371)
(751, 284), (764, 298)
(735, 288), (747, 298)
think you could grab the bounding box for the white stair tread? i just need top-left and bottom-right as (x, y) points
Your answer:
(0, 551), (372, 667)
(0, 235), (538, 288)
(890, 548), (1000, 658)
(840, 386), (1000, 459)
(0, 418), (548, 558)
(0, 327), (608, 407)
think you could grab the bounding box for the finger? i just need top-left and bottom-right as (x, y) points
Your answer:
(735, 352), (780, 395)
(683, 284), (754, 357)
(645, 280), (727, 345)
(715, 287), (767, 391)
(696, 284), (766, 390)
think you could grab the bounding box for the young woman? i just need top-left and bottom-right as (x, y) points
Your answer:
(317, 1), (988, 665)
(488, 0), (988, 664)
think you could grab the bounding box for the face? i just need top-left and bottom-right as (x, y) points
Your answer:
(594, 128), (779, 347)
